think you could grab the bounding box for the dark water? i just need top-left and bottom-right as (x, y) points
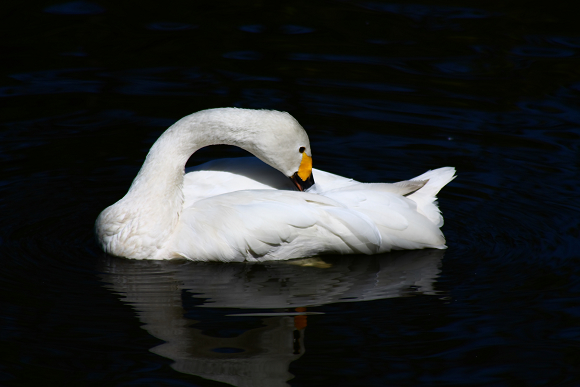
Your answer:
(2, 0), (580, 385)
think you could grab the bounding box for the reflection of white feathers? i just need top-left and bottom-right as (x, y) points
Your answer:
(102, 249), (445, 310)
(101, 249), (444, 386)
(96, 108), (455, 261)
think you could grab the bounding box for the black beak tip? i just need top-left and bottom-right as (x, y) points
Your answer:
(290, 173), (315, 192)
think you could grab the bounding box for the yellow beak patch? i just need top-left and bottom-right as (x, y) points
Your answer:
(298, 152), (313, 181)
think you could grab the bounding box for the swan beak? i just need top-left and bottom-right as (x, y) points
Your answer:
(290, 153), (315, 191)
(290, 172), (315, 191)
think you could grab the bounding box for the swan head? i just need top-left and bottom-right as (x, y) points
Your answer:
(244, 109), (315, 192)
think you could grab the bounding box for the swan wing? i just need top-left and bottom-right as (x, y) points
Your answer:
(172, 190), (383, 262)
(173, 161), (455, 261)
(171, 171), (452, 262)
(320, 185), (447, 252)
(317, 167), (456, 248)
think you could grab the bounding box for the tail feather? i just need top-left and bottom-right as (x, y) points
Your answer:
(408, 167), (456, 227)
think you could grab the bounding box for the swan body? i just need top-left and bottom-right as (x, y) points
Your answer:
(96, 108), (455, 261)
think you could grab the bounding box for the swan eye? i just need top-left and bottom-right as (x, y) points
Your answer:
(299, 147), (305, 153)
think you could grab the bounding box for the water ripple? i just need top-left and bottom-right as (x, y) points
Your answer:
(44, 1), (105, 15)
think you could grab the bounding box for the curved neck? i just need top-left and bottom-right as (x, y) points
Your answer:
(126, 108), (267, 200)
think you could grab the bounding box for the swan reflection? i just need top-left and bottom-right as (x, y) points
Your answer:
(100, 250), (444, 386)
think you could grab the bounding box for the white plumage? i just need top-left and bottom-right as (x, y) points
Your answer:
(96, 107), (455, 261)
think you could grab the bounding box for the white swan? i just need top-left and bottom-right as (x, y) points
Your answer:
(96, 107), (455, 262)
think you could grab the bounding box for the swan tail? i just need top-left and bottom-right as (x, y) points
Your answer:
(408, 167), (456, 227)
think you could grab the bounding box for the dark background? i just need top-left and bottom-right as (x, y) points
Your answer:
(1, 0), (580, 386)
